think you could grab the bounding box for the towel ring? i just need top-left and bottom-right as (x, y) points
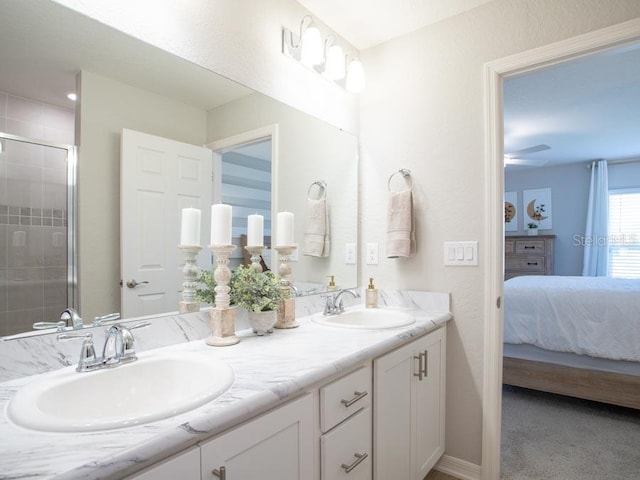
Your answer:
(308, 180), (327, 200)
(388, 169), (413, 192)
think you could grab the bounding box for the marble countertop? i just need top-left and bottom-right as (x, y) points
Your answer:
(0, 291), (450, 480)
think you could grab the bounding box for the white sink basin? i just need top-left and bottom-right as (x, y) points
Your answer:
(312, 307), (417, 329)
(6, 350), (234, 433)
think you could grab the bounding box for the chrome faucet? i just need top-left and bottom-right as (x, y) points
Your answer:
(58, 321), (150, 372)
(324, 289), (359, 315)
(33, 307), (84, 332)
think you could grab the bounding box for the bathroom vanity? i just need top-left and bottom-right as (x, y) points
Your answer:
(0, 291), (450, 480)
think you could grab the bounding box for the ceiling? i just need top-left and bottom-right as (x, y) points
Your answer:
(297, 0), (640, 169)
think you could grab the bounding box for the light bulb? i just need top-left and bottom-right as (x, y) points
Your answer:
(301, 26), (323, 67)
(346, 59), (366, 93)
(324, 44), (345, 80)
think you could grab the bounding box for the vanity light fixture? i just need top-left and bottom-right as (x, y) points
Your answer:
(282, 15), (365, 93)
(346, 57), (366, 93)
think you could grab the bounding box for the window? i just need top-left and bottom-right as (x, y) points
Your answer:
(608, 189), (640, 278)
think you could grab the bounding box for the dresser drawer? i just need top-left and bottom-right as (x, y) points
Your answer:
(320, 365), (371, 433)
(321, 407), (371, 480)
(506, 256), (546, 273)
(514, 239), (547, 255)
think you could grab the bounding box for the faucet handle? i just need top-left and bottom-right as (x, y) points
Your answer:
(58, 332), (97, 372)
(119, 321), (151, 362)
(33, 321), (67, 332)
(93, 312), (121, 327)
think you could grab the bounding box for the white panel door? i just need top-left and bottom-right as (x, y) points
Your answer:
(121, 129), (212, 318)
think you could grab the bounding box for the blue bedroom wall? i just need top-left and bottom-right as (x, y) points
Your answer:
(505, 161), (640, 276)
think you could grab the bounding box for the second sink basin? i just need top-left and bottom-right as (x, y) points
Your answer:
(6, 350), (234, 433)
(312, 307), (417, 329)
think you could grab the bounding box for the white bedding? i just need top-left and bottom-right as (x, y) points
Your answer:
(503, 275), (640, 362)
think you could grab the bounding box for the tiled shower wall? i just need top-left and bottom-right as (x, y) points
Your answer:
(0, 92), (75, 336)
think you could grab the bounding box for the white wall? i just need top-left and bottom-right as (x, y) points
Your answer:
(77, 71), (207, 322)
(53, 0), (359, 134)
(359, 0), (640, 466)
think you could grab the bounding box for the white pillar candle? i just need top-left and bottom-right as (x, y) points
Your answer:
(211, 204), (232, 245)
(180, 208), (201, 246)
(277, 211), (294, 246)
(247, 214), (264, 247)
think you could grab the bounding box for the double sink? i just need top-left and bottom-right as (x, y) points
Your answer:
(6, 307), (417, 433)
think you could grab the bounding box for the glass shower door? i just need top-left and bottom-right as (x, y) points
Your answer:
(0, 133), (76, 336)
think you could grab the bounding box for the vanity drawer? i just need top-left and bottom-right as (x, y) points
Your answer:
(321, 407), (371, 480)
(320, 365), (371, 433)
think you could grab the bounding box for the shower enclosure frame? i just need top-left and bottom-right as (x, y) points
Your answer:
(0, 131), (78, 313)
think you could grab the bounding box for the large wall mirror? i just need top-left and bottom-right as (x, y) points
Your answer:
(0, 1), (358, 337)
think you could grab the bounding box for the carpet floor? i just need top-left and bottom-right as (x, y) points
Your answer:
(501, 385), (640, 479)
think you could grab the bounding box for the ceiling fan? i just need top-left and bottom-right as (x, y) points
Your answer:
(504, 144), (551, 166)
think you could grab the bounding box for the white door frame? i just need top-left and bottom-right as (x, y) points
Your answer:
(482, 18), (640, 480)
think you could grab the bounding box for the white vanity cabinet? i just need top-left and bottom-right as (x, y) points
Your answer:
(373, 327), (446, 480)
(200, 393), (314, 480)
(127, 446), (201, 480)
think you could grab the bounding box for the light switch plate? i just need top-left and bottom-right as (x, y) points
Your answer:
(366, 243), (379, 265)
(444, 241), (478, 266)
(345, 243), (357, 264)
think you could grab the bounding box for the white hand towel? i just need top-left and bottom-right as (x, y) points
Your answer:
(386, 189), (416, 258)
(303, 198), (330, 257)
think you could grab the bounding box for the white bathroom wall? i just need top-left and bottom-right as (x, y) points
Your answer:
(358, 0), (640, 467)
(52, 0), (359, 134)
(76, 71), (207, 323)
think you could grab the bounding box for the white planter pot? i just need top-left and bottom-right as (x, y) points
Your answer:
(247, 310), (277, 336)
(527, 228), (538, 236)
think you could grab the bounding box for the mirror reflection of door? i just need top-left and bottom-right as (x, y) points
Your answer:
(120, 129), (212, 318)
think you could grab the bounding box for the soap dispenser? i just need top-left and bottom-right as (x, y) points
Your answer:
(366, 277), (378, 308)
(327, 275), (337, 291)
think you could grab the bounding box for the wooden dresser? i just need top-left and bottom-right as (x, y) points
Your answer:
(504, 235), (555, 279)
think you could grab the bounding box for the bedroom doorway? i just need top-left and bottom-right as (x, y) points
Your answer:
(482, 19), (640, 479)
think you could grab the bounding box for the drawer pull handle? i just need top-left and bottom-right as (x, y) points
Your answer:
(414, 351), (427, 380)
(341, 452), (368, 473)
(212, 466), (226, 479)
(341, 390), (368, 407)
(527, 262), (538, 266)
(524, 246), (535, 249)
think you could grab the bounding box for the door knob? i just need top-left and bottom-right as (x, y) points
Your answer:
(125, 279), (149, 289)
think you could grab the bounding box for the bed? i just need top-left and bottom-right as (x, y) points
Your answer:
(502, 275), (640, 409)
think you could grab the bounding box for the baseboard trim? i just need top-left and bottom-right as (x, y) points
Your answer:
(435, 454), (482, 480)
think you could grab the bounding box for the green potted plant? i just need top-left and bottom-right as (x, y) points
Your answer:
(230, 265), (285, 335)
(195, 269), (216, 305)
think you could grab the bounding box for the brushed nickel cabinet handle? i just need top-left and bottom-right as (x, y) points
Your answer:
(340, 390), (368, 407)
(422, 350), (428, 378)
(212, 466), (226, 479)
(341, 452), (368, 473)
(413, 353), (424, 380)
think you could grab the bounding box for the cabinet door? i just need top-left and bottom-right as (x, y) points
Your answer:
(373, 340), (414, 480)
(201, 394), (314, 480)
(415, 328), (446, 478)
(374, 328), (446, 480)
(128, 446), (200, 480)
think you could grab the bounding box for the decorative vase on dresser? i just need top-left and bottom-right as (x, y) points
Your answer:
(504, 235), (555, 279)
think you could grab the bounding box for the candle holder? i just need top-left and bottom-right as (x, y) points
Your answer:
(206, 244), (240, 346)
(274, 245), (298, 329)
(178, 245), (202, 313)
(245, 245), (265, 272)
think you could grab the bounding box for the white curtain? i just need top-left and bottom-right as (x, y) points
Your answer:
(582, 159), (609, 276)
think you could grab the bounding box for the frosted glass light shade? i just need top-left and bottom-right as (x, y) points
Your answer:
(324, 44), (345, 80)
(301, 26), (323, 66)
(346, 59), (366, 93)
